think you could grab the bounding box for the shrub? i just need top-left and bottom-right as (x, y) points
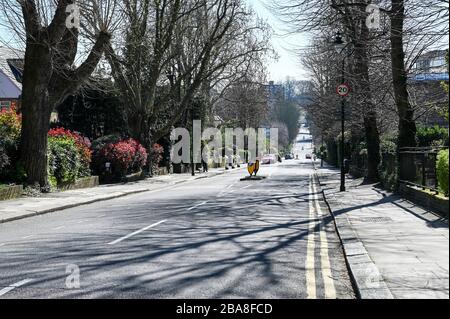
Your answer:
(436, 149), (449, 196)
(48, 136), (81, 187)
(0, 107), (22, 181)
(91, 134), (122, 175)
(0, 106), (21, 138)
(417, 126), (449, 147)
(150, 143), (164, 170)
(48, 127), (92, 177)
(47, 128), (92, 187)
(92, 137), (147, 180)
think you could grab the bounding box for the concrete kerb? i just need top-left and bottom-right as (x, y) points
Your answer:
(312, 163), (394, 299)
(0, 169), (231, 224)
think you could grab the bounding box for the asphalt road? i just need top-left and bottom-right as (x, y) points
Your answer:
(0, 133), (355, 299)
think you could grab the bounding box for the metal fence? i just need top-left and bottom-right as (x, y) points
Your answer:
(398, 146), (448, 193)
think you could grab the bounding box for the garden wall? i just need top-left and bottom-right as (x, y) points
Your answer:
(0, 185), (23, 201)
(398, 183), (449, 219)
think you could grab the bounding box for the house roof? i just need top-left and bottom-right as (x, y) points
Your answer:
(0, 47), (23, 97)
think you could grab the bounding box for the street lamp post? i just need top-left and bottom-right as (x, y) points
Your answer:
(321, 134), (324, 168)
(334, 33), (347, 192)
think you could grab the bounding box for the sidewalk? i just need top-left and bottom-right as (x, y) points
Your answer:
(317, 166), (449, 299)
(0, 167), (234, 224)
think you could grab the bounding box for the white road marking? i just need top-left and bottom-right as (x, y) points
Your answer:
(108, 220), (167, 245)
(53, 226), (65, 230)
(312, 174), (337, 299)
(0, 243), (5, 247)
(306, 175), (317, 299)
(21, 235), (33, 239)
(187, 201), (208, 211)
(0, 279), (34, 297)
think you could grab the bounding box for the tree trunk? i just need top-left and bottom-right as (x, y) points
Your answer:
(391, 0), (417, 180)
(20, 44), (53, 188)
(364, 113), (381, 181)
(353, 14), (381, 182)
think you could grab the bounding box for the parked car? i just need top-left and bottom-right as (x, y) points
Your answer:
(285, 154), (293, 160)
(261, 154), (277, 164)
(305, 154), (312, 159)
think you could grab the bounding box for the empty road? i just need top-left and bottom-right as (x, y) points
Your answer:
(0, 136), (354, 299)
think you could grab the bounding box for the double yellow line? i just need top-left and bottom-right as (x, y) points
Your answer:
(306, 173), (337, 299)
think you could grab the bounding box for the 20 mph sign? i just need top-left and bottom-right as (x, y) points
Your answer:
(336, 84), (351, 97)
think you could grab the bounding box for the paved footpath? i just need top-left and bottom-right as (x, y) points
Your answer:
(317, 166), (449, 299)
(0, 168), (235, 224)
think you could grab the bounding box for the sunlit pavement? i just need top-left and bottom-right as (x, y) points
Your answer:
(0, 135), (354, 299)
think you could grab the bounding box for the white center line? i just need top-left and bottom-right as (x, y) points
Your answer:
(187, 201), (208, 211)
(108, 220), (167, 245)
(21, 235), (33, 239)
(53, 226), (65, 230)
(0, 279), (34, 297)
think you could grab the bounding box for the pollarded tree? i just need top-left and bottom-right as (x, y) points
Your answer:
(0, 0), (119, 188)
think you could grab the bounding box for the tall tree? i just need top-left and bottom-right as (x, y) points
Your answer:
(274, 0), (382, 180)
(390, 0), (417, 146)
(108, 0), (271, 172)
(1, 0), (117, 187)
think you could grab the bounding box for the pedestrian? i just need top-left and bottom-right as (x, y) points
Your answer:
(202, 142), (209, 173)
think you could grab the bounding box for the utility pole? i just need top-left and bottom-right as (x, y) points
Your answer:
(334, 32), (348, 192)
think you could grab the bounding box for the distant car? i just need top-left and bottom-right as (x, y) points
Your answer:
(261, 154), (277, 164)
(285, 154), (293, 160)
(305, 154), (312, 159)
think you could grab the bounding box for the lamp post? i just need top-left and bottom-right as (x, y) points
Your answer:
(334, 33), (347, 192)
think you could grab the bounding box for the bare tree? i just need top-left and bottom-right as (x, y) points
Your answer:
(273, 0), (382, 180)
(107, 0), (271, 172)
(0, 0), (119, 187)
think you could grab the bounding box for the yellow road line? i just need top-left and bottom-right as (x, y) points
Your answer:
(312, 174), (337, 299)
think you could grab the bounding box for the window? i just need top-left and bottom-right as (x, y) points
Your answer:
(0, 101), (11, 111)
(430, 57), (446, 68)
(416, 59), (430, 71)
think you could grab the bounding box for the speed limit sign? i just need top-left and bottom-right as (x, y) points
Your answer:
(336, 83), (351, 97)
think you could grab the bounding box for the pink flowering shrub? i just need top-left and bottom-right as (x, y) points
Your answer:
(92, 136), (148, 181)
(150, 143), (164, 170)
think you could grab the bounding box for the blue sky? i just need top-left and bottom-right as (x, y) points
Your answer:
(247, 0), (310, 82)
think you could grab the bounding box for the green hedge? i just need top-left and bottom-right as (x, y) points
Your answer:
(48, 137), (81, 187)
(436, 149), (449, 196)
(417, 126), (449, 147)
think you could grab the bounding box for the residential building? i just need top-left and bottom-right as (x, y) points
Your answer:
(411, 49), (448, 82)
(0, 46), (23, 111)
